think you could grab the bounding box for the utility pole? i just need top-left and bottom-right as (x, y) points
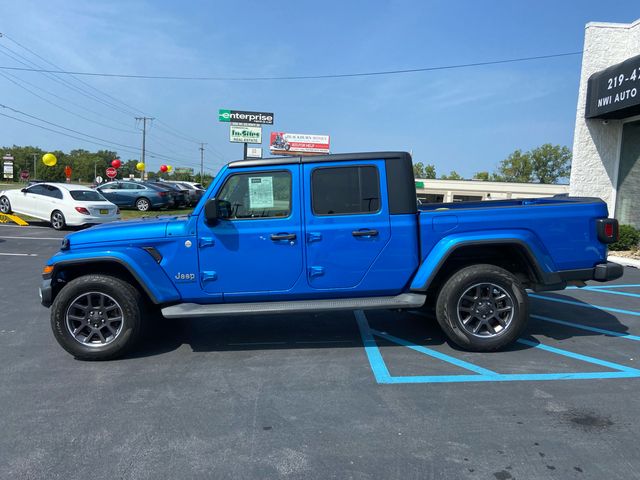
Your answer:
(135, 117), (154, 179)
(199, 143), (207, 181)
(31, 153), (37, 179)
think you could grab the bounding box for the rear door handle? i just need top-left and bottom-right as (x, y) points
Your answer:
(352, 229), (379, 237)
(271, 233), (296, 241)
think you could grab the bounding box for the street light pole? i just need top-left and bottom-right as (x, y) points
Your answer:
(32, 153), (37, 179)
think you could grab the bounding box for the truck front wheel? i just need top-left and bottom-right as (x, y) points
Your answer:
(50, 274), (144, 360)
(435, 264), (528, 352)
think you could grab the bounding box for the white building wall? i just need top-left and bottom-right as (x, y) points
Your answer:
(570, 19), (640, 213)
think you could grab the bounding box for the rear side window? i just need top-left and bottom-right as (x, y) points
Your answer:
(70, 191), (105, 201)
(46, 186), (63, 199)
(217, 171), (291, 219)
(312, 166), (380, 215)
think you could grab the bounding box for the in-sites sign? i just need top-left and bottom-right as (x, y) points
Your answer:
(219, 109), (274, 125)
(269, 132), (330, 154)
(230, 125), (262, 144)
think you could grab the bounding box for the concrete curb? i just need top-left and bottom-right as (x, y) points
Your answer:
(608, 255), (640, 269)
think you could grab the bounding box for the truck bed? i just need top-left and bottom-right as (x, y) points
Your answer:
(417, 196), (609, 271)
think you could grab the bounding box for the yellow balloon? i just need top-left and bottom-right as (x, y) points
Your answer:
(42, 153), (57, 167)
(167, 165), (173, 173)
(136, 162), (145, 172)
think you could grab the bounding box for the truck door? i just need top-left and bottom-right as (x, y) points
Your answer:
(303, 160), (391, 290)
(197, 165), (303, 298)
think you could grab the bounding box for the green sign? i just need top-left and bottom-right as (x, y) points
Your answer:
(218, 109), (274, 125)
(175, 167), (194, 175)
(415, 181), (425, 188)
(230, 125), (262, 144)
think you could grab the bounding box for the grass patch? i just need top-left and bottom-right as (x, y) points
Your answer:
(120, 208), (193, 220)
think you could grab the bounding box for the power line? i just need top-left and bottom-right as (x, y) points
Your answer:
(0, 51), (583, 81)
(0, 33), (208, 147)
(0, 70), (138, 134)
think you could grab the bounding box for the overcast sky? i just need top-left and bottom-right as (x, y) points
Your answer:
(0, 0), (638, 176)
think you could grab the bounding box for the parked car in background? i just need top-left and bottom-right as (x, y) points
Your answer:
(158, 180), (203, 206)
(0, 182), (120, 230)
(95, 180), (173, 211)
(146, 181), (188, 208)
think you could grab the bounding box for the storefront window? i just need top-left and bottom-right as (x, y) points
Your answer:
(615, 120), (640, 228)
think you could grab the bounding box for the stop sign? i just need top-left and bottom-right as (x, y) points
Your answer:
(106, 167), (117, 178)
(64, 165), (72, 178)
(20, 170), (29, 180)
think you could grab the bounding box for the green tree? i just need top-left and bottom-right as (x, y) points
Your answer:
(440, 171), (463, 180)
(495, 144), (571, 183)
(412, 162), (436, 179)
(528, 144), (571, 184)
(473, 171), (490, 181)
(496, 149), (534, 182)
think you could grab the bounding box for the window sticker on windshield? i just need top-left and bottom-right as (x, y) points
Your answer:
(248, 176), (274, 209)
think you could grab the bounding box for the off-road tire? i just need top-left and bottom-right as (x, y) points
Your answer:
(51, 274), (144, 360)
(435, 264), (528, 351)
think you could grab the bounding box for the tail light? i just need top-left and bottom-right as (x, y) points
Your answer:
(596, 218), (619, 244)
(75, 206), (90, 215)
(159, 191), (167, 197)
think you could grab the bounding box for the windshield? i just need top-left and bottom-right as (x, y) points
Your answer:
(70, 190), (107, 202)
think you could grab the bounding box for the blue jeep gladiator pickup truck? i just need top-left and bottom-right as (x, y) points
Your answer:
(40, 152), (623, 360)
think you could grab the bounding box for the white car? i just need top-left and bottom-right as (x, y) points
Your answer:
(0, 182), (120, 230)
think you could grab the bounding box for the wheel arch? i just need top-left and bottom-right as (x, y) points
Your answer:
(411, 238), (562, 295)
(47, 252), (181, 307)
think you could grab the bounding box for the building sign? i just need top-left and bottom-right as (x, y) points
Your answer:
(219, 109), (274, 125)
(269, 132), (330, 155)
(586, 53), (640, 119)
(246, 147), (263, 159)
(3, 154), (14, 179)
(230, 125), (262, 144)
(175, 167), (194, 175)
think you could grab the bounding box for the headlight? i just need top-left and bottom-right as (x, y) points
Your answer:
(61, 237), (70, 250)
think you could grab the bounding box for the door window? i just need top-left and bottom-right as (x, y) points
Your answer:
(311, 166), (380, 215)
(44, 186), (63, 199)
(217, 171), (291, 219)
(26, 185), (49, 196)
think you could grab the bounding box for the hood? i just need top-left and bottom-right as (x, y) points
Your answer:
(66, 216), (190, 247)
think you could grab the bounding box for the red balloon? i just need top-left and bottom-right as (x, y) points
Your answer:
(111, 159), (121, 169)
(160, 164), (168, 172)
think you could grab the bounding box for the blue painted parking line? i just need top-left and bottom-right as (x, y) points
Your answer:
(355, 310), (640, 384)
(532, 314), (640, 341)
(529, 293), (640, 317)
(582, 287), (640, 299)
(579, 284), (640, 289)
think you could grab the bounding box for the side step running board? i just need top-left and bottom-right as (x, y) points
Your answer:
(161, 293), (426, 319)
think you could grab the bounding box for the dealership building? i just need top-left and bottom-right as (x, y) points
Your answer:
(570, 18), (640, 228)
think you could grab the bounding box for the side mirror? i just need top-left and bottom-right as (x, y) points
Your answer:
(204, 198), (232, 224)
(20, 188), (27, 193)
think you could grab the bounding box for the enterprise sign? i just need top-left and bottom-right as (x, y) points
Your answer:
(218, 109), (274, 125)
(586, 53), (640, 119)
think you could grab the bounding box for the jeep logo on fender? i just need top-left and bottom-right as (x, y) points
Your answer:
(218, 109), (274, 125)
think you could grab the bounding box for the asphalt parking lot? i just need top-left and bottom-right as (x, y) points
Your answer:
(1, 223), (640, 479)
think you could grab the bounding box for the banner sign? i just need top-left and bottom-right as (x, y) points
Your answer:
(269, 132), (330, 155)
(3, 155), (14, 179)
(230, 125), (262, 144)
(586, 53), (640, 119)
(219, 109), (274, 125)
(246, 147), (263, 159)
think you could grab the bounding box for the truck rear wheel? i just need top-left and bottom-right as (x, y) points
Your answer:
(435, 264), (528, 351)
(50, 274), (144, 360)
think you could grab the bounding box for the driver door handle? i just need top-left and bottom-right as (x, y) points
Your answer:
(271, 233), (296, 241)
(352, 229), (378, 237)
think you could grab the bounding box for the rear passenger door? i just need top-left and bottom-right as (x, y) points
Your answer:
(303, 161), (391, 290)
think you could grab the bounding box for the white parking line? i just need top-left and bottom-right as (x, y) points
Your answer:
(0, 236), (62, 240)
(0, 252), (38, 256)
(0, 224), (51, 229)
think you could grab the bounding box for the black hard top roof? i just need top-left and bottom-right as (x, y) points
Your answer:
(227, 151), (411, 168)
